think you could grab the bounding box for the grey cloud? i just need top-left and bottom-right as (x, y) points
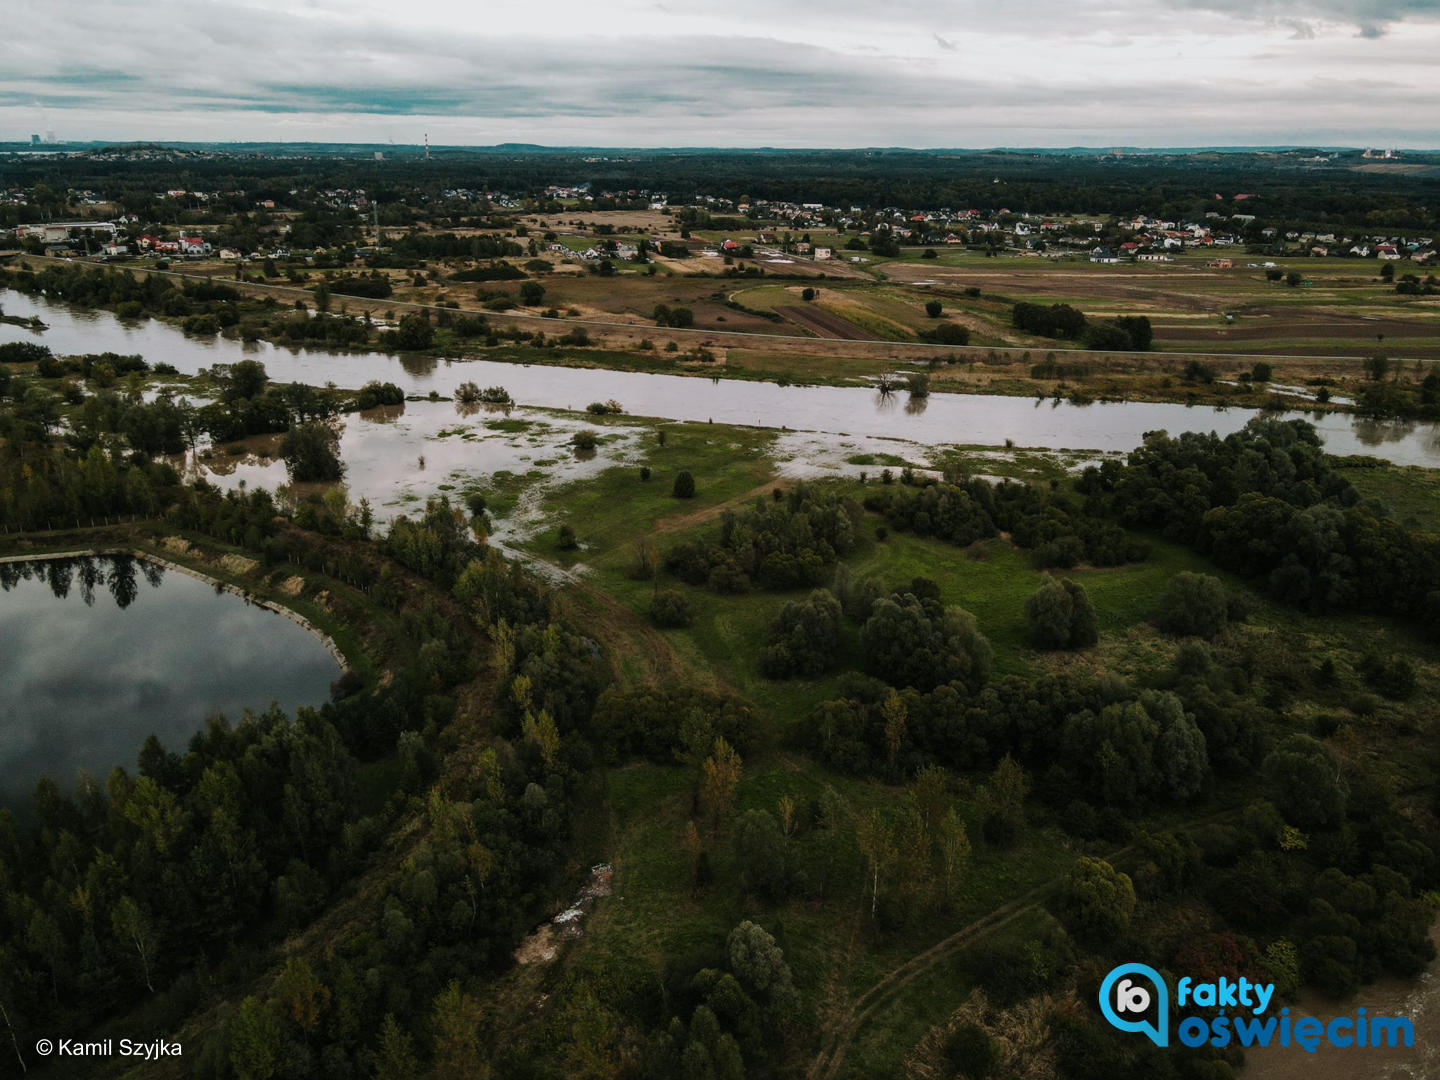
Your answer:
(1167, 0), (1440, 35)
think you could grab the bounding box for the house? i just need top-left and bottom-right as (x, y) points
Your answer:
(1349, 245), (1371, 258)
(102, 242), (128, 257)
(1090, 247), (1120, 264)
(218, 248), (242, 261)
(1376, 244), (1402, 261)
(1207, 258), (1233, 269)
(1310, 246), (1329, 258)
(720, 239), (739, 252)
(178, 236), (210, 256)
(1137, 253), (1173, 263)
(813, 246), (832, 260)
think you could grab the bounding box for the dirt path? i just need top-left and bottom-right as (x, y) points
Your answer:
(650, 480), (789, 536)
(808, 808), (1245, 1080)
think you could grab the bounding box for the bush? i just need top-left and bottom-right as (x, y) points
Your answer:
(572, 430), (598, 451)
(861, 592), (992, 693)
(759, 589), (844, 678)
(673, 470), (696, 498)
(925, 299), (943, 318)
(1157, 572), (1229, 639)
(639, 465), (651, 481)
(356, 381), (405, 409)
(556, 524), (578, 550)
(279, 422), (345, 482)
(1025, 576), (1098, 649)
(650, 588), (692, 628)
(920, 323), (970, 346)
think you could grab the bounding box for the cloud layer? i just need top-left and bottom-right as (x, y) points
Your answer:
(5, 0), (1439, 146)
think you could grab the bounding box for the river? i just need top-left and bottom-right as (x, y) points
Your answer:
(4, 289), (1439, 466)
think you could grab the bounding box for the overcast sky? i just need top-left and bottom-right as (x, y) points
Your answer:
(5, 0), (1438, 147)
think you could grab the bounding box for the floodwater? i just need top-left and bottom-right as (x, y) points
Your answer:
(1242, 924), (1440, 1079)
(4, 289), (1440, 466)
(0, 554), (341, 808)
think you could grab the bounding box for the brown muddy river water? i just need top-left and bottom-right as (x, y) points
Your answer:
(5, 289), (1439, 467)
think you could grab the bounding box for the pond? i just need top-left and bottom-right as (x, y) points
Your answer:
(5, 289), (1440, 467)
(0, 554), (343, 809)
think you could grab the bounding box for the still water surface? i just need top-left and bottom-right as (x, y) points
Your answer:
(0, 554), (341, 808)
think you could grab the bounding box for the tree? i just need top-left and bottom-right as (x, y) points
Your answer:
(733, 810), (788, 901)
(1025, 576), (1097, 649)
(230, 996), (281, 1080)
(936, 808), (972, 910)
(650, 588), (692, 628)
(860, 593), (992, 693)
(520, 280), (546, 306)
(374, 1014), (421, 1080)
(393, 312), (435, 350)
(215, 359), (269, 403)
(430, 981), (490, 1080)
(273, 956), (329, 1034)
(1364, 354), (1390, 381)
(279, 422), (345, 482)
(673, 470), (696, 498)
(1053, 857), (1136, 943)
(855, 808), (895, 919)
(557, 524), (578, 550)
(1263, 734), (1347, 828)
(701, 737), (742, 831)
(759, 588), (843, 677)
(1157, 572), (1228, 639)
(882, 689), (908, 768)
(111, 895), (157, 992)
(727, 921), (793, 995)
(1251, 361), (1273, 383)
(925, 299), (944, 318)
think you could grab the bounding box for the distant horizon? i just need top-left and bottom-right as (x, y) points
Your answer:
(5, 140), (1438, 154)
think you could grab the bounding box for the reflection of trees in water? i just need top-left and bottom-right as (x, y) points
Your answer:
(360, 403), (405, 424)
(454, 401), (512, 419)
(874, 391), (899, 413)
(398, 353), (438, 378)
(0, 555), (163, 608)
(905, 395), (929, 416)
(1351, 416), (1418, 446)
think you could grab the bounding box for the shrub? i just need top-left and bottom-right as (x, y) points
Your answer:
(279, 422), (345, 482)
(1157, 572), (1229, 639)
(556, 524), (578, 550)
(572, 430), (598, 451)
(650, 588), (692, 628)
(673, 470), (696, 498)
(861, 592), (992, 693)
(356, 381), (405, 409)
(759, 589), (844, 678)
(1025, 576), (1099, 649)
